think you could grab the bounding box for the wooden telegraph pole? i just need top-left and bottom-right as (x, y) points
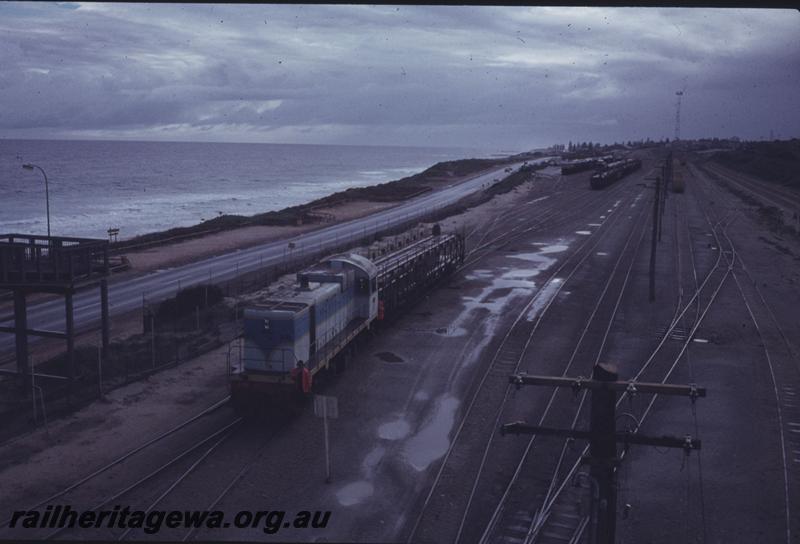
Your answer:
(649, 176), (660, 302)
(659, 151), (671, 241)
(501, 363), (705, 544)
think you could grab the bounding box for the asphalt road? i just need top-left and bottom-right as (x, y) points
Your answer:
(0, 160), (536, 355)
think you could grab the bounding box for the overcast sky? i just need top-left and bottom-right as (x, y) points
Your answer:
(1, 4), (798, 151)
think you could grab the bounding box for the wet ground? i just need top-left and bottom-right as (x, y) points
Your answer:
(1, 152), (799, 543)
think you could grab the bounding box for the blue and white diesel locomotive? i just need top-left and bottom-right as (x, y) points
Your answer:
(229, 230), (465, 410)
(230, 254), (378, 408)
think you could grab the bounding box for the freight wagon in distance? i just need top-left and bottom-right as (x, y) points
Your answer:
(589, 158), (642, 190)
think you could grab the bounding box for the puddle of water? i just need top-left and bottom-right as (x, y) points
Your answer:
(464, 269), (494, 281)
(404, 395), (461, 472)
(501, 269), (540, 282)
(462, 277), (537, 310)
(575, 230), (592, 235)
(541, 244), (568, 254)
(362, 446), (385, 475)
(526, 279), (563, 322)
(527, 196), (550, 204)
(436, 325), (467, 337)
(508, 243), (566, 266)
(509, 252), (558, 265)
(378, 418), (411, 440)
(375, 351), (404, 363)
(444, 274), (539, 337)
(336, 480), (374, 507)
(442, 242), (570, 365)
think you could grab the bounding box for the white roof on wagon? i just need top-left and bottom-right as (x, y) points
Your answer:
(327, 253), (378, 278)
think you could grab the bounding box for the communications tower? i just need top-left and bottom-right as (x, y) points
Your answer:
(674, 90), (684, 141)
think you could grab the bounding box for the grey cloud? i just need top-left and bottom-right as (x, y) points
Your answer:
(0, 4), (797, 148)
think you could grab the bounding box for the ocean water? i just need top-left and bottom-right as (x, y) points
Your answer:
(0, 139), (497, 240)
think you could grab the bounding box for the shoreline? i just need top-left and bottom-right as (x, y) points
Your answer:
(117, 154), (537, 274)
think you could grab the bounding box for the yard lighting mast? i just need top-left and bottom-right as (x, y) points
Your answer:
(22, 163), (51, 237)
(674, 90), (684, 142)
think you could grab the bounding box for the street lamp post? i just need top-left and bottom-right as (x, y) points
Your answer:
(22, 163), (51, 237)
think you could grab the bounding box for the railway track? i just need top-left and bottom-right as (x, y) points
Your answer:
(702, 161), (800, 216)
(478, 163), (736, 543)
(470, 188), (652, 544)
(690, 164), (798, 543)
(462, 170), (636, 270)
(36, 414), (287, 541)
(0, 396), (238, 540)
(54, 418), (243, 541)
(405, 168), (653, 543)
(520, 159), (799, 544)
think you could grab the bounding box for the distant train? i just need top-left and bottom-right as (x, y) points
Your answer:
(560, 155), (616, 176)
(561, 158), (601, 175)
(671, 159), (685, 193)
(229, 231), (464, 411)
(589, 158), (642, 189)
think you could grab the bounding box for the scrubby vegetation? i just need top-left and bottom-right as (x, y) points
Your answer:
(711, 139), (800, 189)
(156, 284), (225, 321)
(484, 163), (548, 197)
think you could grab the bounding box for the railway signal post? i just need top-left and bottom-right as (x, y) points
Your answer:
(645, 175), (662, 301)
(502, 363), (705, 544)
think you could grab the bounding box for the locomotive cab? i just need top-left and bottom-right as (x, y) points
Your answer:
(231, 253), (378, 411)
(326, 253), (378, 323)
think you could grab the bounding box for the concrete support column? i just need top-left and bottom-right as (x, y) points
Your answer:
(100, 278), (109, 359)
(65, 289), (75, 381)
(13, 288), (28, 377)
